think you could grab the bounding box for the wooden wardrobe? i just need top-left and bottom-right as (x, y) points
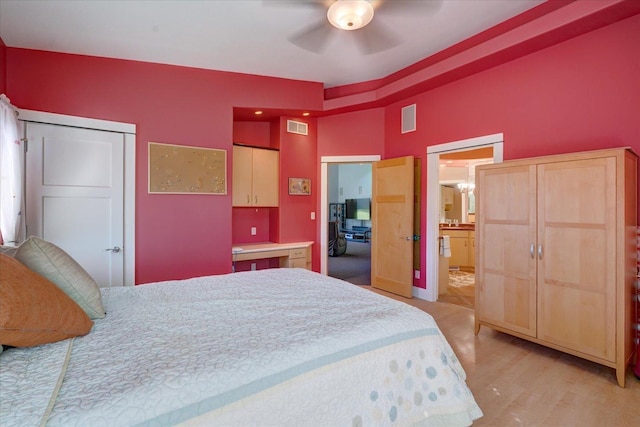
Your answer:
(474, 148), (637, 387)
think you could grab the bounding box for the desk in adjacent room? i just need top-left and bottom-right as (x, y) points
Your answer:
(232, 242), (313, 270)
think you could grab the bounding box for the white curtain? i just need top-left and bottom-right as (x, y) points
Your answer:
(0, 94), (25, 246)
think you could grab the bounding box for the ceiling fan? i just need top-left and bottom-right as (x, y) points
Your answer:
(266, 0), (441, 55)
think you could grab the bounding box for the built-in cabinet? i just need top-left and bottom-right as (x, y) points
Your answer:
(440, 229), (475, 268)
(475, 148), (637, 387)
(233, 242), (312, 270)
(232, 145), (279, 207)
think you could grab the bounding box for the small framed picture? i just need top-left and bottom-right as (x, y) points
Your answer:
(288, 177), (311, 195)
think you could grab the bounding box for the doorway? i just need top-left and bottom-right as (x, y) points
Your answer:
(424, 134), (504, 302)
(320, 155), (380, 278)
(326, 162), (373, 285)
(437, 148), (493, 309)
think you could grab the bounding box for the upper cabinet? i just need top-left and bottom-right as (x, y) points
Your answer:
(232, 145), (279, 207)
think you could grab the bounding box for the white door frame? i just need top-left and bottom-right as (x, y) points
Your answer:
(424, 133), (504, 301)
(18, 109), (136, 286)
(320, 155), (381, 275)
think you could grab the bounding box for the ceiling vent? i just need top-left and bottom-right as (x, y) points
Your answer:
(401, 104), (416, 134)
(287, 120), (308, 136)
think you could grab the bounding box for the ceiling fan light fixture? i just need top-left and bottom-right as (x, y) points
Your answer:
(327, 0), (374, 31)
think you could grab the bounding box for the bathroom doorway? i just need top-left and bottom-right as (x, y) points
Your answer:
(437, 148), (493, 309)
(424, 134), (504, 303)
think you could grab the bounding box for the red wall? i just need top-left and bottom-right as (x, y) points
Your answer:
(6, 49), (323, 284)
(380, 14), (640, 288)
(277, 116), (318, 247)
(318, 109), (385, 158)
(232, 121), (271, 148)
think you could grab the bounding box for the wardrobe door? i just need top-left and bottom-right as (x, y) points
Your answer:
(476, 164), (537, 337)
(536, 156), (616, 362)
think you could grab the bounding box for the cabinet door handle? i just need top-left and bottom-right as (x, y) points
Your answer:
(247, 194), (250, 204)
(254, 195), (258, 204)
(530, 244), (535, 259)
(538, 245), (543, 260)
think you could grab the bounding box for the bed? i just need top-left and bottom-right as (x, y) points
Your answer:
(1, 240), (482, 427)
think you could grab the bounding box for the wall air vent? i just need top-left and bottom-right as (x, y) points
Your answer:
(287, 120), (308, 136)
(401, 104), (416, 134)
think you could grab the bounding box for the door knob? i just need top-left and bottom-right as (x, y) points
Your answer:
(105, 246), (121, 253)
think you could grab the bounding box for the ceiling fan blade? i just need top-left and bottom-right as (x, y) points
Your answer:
(288, 19), (337, 54)
(371, 0), (444, 16)
(353, 20), (401, 55)
(261, 0), (331, 10)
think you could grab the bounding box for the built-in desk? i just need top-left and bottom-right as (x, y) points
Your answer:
(232, 242), (313, 270)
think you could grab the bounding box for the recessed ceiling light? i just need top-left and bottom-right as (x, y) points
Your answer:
(302, 112), (310, 116)
(254, 111), (263, 115)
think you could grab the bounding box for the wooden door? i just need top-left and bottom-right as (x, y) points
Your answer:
(25, 122), (125, 287)
(232, 145), (253, 206)
(371, 156), (414, 298)
(252, 148), (279, 207)
(536, 157), (616, 361)
(475, 164), (537, 337)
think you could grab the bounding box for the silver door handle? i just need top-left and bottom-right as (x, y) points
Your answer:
(530, 244), (535, 259)
(537, 245), (543, 260)
(405, 236), (412, 241)
(105, 246), (121, 253)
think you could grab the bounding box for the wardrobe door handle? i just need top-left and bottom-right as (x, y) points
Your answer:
(530, 244), (535, 259)
(538, 245), (543, 260)
(246, 194), (250, 204)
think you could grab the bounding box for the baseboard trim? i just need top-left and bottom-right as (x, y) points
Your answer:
(412, 286), (431, 301)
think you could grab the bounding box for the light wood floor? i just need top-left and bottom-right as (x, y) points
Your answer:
(362, 286), (640, 426)
(438, 283), (475, 310)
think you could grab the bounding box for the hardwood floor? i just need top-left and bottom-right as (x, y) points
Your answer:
(361, 286), (640, 426)
(438, 269), (475, 310)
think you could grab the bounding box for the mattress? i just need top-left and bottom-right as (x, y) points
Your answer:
(0, 268), (482, 426)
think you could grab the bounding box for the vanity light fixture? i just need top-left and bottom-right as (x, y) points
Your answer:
(327, 0), (375, 31)
(457, 182), (475, 193)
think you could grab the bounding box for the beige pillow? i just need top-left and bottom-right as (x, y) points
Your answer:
(15, 237), (106, 319)
(0, 254), (93, 347)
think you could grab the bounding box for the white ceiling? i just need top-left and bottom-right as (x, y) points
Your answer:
(0, 0), (544, 88)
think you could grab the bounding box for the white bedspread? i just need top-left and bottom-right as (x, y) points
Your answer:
(0, 268), (482, 426)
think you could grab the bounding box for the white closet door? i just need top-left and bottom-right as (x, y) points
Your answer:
(26, 122), (125, 287)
